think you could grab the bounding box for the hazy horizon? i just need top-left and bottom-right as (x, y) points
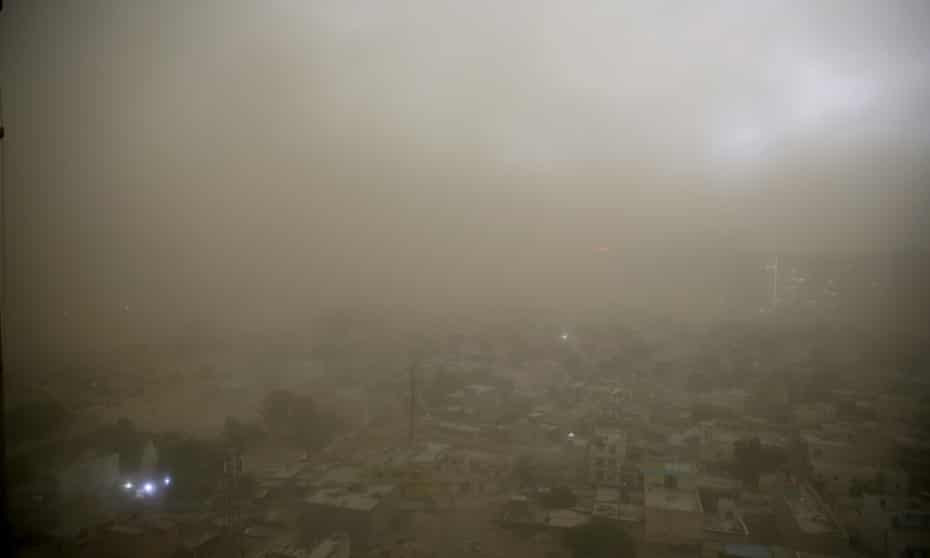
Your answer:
(2, 1), (929, 369)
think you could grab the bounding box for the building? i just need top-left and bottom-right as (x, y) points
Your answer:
(794, 403), (838, 427)
(643, 462), (699, 491)
(810, 462), (908, 500)
(774, 483), (848, 556)
(701, 543), (795, 558)
(587, 429), (627, 486)
(644, 486), (704, 546)
(300, 484), (398, 552)
(861, 494), (930, 557)
(886, 509), (930, 558)
(695, 389), (748, 415)
(55, 450), (120, 499)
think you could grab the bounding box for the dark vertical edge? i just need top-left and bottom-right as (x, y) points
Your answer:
(0, 78), (12, 555)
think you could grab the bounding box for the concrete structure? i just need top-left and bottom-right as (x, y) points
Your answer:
(587, 429), (627, 486)
(775, 483), (848, 556)
(644, 486), (704, 545)
(811, 462), (908, 500)
(794, 403), (838, 426)
(861, 494), (930, 557)
(300, 484), (397, 552)
(643, 461), (699, 491)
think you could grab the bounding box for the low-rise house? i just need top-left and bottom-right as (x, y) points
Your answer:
(300, 484), (397, 552)
(774, 483), (848, 556)
(795, 403), (838, 427)
(861, 494), (930, 557)
(644, 485), (705, 546)
(587, 429), (627, 486)
(810, 462), (908, 501)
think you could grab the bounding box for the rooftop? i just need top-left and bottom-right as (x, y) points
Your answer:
(699, 475), (743, 492)
(643, 461), (697, 477)
(705, 514), (749, 535)
(645, 487), (702, 513)
(305, 485), (395, 512)
(465, 384), (497, 395)
(545, 509), (589, 529)
(315, 465), (364, 487)
(720, 544), (771, 558)
(784, 485), (842, 535)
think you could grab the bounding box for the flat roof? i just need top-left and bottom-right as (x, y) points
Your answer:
(784, 485), (841, 535)
(545, 509), (588, 528)
(645, 487), (702, 513)
(316, 465), (364, 486)
(721, 544), (771, 558)
(305, 484), (394, 512)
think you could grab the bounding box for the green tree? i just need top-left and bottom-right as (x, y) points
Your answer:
(564, 519), (636, 558)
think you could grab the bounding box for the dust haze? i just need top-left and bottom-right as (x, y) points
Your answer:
(2, 2), (930, 557)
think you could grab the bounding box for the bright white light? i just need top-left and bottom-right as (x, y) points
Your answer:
(123, 482), (133, 490)
(568, 432), (575, 438)
(164, 476), (171, 486)
(560, 333), (568, 341)
(143, 483), (155, 494)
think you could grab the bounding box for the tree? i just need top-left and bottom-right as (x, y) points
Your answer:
(564, 519), (636, 558)
(223, 417), (263, 452)
(260, 390), (330, 450)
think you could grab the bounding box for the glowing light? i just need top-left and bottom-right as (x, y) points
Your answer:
(164, 476), (171, 486)
(560, 333), (568, 341)
(143, 483), (155, 494)
(568, 432), (575, 438)
(123, 482), (133, 490)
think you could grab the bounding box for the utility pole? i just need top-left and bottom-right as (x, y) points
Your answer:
(408, 360), (418, 447)
(222, 450), (244, 558)
(764, 255), (779, 312)
(772, 255), (779, 312)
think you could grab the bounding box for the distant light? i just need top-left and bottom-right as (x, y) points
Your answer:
(143, 483), (155, 494)
(568, 432), (575, 438)
(164, 476), (171, 486)
(560, 333), (568, 341)
(123, 481), (133, 490)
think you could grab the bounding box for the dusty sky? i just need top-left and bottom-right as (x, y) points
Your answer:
(2, 1), (929, 364)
